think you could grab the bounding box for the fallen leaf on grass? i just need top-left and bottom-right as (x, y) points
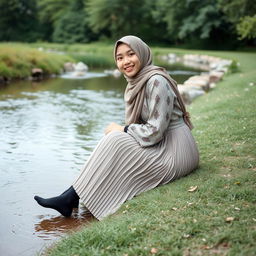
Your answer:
(150, 248), (158, 254)
(201, 242), (230, 254)
(183, 248), (191, 256)
(213, 242), (230, 250)
(188, 186), (198, 192)
(201, 245), (211, 250)
(225, 217), (235, 222)
(172, 207), (178, 211)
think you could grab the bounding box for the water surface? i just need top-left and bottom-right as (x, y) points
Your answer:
(0, 70), (199, 255)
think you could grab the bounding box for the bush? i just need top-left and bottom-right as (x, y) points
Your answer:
(0, 43), (73, 79)
(237, 15), (256, 40)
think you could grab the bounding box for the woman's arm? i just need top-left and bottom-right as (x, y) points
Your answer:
(104, 122), (124, 135)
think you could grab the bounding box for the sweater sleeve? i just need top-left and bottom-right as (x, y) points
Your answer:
(127, 75), (175, 147)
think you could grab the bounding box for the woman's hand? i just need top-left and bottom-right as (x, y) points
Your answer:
(104, 122), (124, 135)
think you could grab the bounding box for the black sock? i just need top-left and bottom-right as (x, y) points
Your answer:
(34, 186), (79, 217)
(61, 186), (79, 208)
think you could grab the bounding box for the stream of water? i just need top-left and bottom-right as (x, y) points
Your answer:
(0, 70), (199, 255)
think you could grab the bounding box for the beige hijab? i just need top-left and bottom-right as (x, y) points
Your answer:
(114, 35), (193, 129)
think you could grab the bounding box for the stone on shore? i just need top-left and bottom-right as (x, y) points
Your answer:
(31, 68), (43, 81)
(178, 84), (205, 104)
(184, 75), (210, 91)
(209, 71), (224, 83)
(163, 52), (234, 104)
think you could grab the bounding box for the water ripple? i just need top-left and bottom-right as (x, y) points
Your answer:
(0, 71), (196, 256)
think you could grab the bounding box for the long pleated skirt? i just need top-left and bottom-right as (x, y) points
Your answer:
(73, 124), (199, 220)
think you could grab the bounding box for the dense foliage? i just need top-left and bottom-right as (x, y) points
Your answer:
(0, 0), (255, 48)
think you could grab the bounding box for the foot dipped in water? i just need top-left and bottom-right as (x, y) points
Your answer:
(34, 186), (80, 217)
(61, 186), (79, 208)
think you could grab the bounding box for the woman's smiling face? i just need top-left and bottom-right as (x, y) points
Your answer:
(115, 43), (141, 78)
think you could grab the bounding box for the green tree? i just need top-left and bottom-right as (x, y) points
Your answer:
(218, 0), (256, 24)
(237, 15), (256, 40)
(86, 0), (163, 41)
(53, 0), (95, 43)
(178, 1), (223, 40)
(38, 0), (71, 26)
(0, 0), (41, 41)
(218, 0), (256, 40)
(152, 0), (186, 43)
(37, 0), (72, 41)
(86, 0), (138, 38)
(153, 0), (238, 49)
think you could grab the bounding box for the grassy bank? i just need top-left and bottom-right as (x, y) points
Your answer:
(31, 42), (115, 69)
(0, 42), (241, 81)
(46, 48), (256, 256)
(0, 43), (72, 81)
(0, 42), (116, 81)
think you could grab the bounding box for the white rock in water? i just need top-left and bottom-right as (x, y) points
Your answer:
(75, 62), (88, 72)
(168, 53), (177, 60)
(64, 62), (75, 72)
(104, 69), (121, 77)
(113, 69), (121, 77)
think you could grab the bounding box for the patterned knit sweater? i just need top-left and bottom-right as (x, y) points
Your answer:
(127, 74), (184, 147)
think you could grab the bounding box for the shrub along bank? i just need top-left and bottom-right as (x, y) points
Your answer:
(0, 43), (73, 83)
(0, 42), (242, 84)
(45, 48), (256, 256)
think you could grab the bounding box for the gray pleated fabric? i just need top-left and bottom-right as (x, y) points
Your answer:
(73, 124), (199, 220)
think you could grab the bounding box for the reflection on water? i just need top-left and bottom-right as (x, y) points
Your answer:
(0, 74), (126, 256)
(35, 208), (95, 240)
(0, 70), (198, 256)
(60, 71), (108, 79)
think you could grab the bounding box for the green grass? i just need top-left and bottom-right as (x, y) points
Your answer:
(0, 42), (243, 78)
(0, 43), (73, 80)
(45, 48), (256, 256)
(32, 42), (115, 69)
